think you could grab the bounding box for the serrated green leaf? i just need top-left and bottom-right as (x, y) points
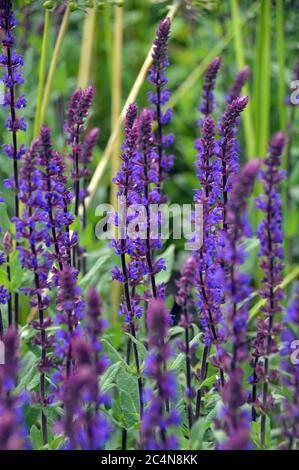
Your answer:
(116, 368), (140, 429)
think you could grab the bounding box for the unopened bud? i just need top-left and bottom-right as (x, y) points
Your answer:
(3, 231), (13, 256)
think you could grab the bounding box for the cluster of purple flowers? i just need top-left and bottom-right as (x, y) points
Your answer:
(147, 17), (174, 191)
(141, 299), (179, 449)
(65, 86), (97, 214)
(226, 65), (250, 104)
(218, 160), (259, 450)
(280, 283), (299, 449)
(193, 61), (249, 397)
(61, 288), (110, 450)
(65, 86), (98, 270)
(0, 327), (26, 450)
(251, 132), (285, 443)
(176, 255), (197, 428)
(14, 125), (79, 443)
(0, 0), (27, 217)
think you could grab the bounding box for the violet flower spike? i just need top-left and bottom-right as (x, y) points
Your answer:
(61, 291), (111, 450)
(226, 65), (250, 103)
(251, 132), (285, 444)
(14, 141), (58, 445)
(141, 300), (179, 450)
(199, 57), (221, 117)
(218, 95), (248, 231)
(280, 283), (299, 449)
(0, 233), (9, 333)
(148, 18), (174, 192)
(0, 0), (27, 326)
(0, 327), (26, 450)
(55, 265), (84, 381)
(111, 103), (144, 420)
(176, 255), (197, 429)
(217, 160), (260, 450)
(0, 0), (27, 218)
(137, 108), (166, 299)
(194, 116), (225, 415)
(65, 86), (95, 269)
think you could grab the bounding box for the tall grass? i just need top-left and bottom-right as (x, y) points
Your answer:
(254, 0), (271, 157)
(230, 0), (255, 158)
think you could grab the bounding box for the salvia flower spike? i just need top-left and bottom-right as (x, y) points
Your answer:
(226, 65), (250, 103)
(199, 57), (221, 117)
(176, 255), (197, 429)
(0, 0), (27, 326)
(111, 103), (144, 418)
(0, 0), (27, 217)
(0, 327), (26, 450)
(217, 159), (260, 450)
(251, 132), (285, 444)
(65, 86), (96, 269)
(148, 17), (174, 192)
(218, 95), (249, 231)
(280, 283), (299, 449)
(141, 299), (179, 450)
(61, 289), (110, 450)
(194, 115), (225, 414)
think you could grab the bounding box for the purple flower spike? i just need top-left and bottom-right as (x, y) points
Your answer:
(55, 265), (84, 381)
(176, 256), (197, 429)
(218, 96), (249, 230)
(216, 160), (259, 450)
(65, 86), (97, 270)
(0, 0), (27, 219)
(199, 57), (221, 117)
(60, 290), (111, 450)
(251, 132), (285, 444)
(226, 65), (250, 103)
(141, 299), (179, 450)
(148, 18), (174, 190)
(280, 283), (299, 449)
(0, 327), (26, 450)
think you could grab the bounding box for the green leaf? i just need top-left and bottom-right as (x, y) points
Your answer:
(30, 425), (43, 450)
(10, 250), (25, 291)
(124, 332), (148, 362)
(102, 338), (130, 371)
(116, 368), (140, 429)
(197, 374), (217, 391)
(170, 333), (201, 372)
(79, 253), (110, 288)
(101, 361), (123, 393)
(0, 203), (11, 232)
(16, 351), (39, 394)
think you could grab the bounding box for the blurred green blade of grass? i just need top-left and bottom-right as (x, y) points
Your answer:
(249, 264), (299, 323)
(77, 4), (97, 88)
(254, 0), (271, 156)
(33, 8), (50, 138)
(276, 0), (287, 132)
(85, 0), (181, 209)
(229, 0), (255, 159)
(40, 3), (70, 126)
(170, 1), (259, 108)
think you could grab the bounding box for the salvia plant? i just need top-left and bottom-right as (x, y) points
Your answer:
(0, 0), (299, 453)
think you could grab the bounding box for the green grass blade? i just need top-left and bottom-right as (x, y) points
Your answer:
(254, 0), (271, 156)
(229, 0), (255, 159)
(276, 0), (287, 131)
(33, 8), (50, 137)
